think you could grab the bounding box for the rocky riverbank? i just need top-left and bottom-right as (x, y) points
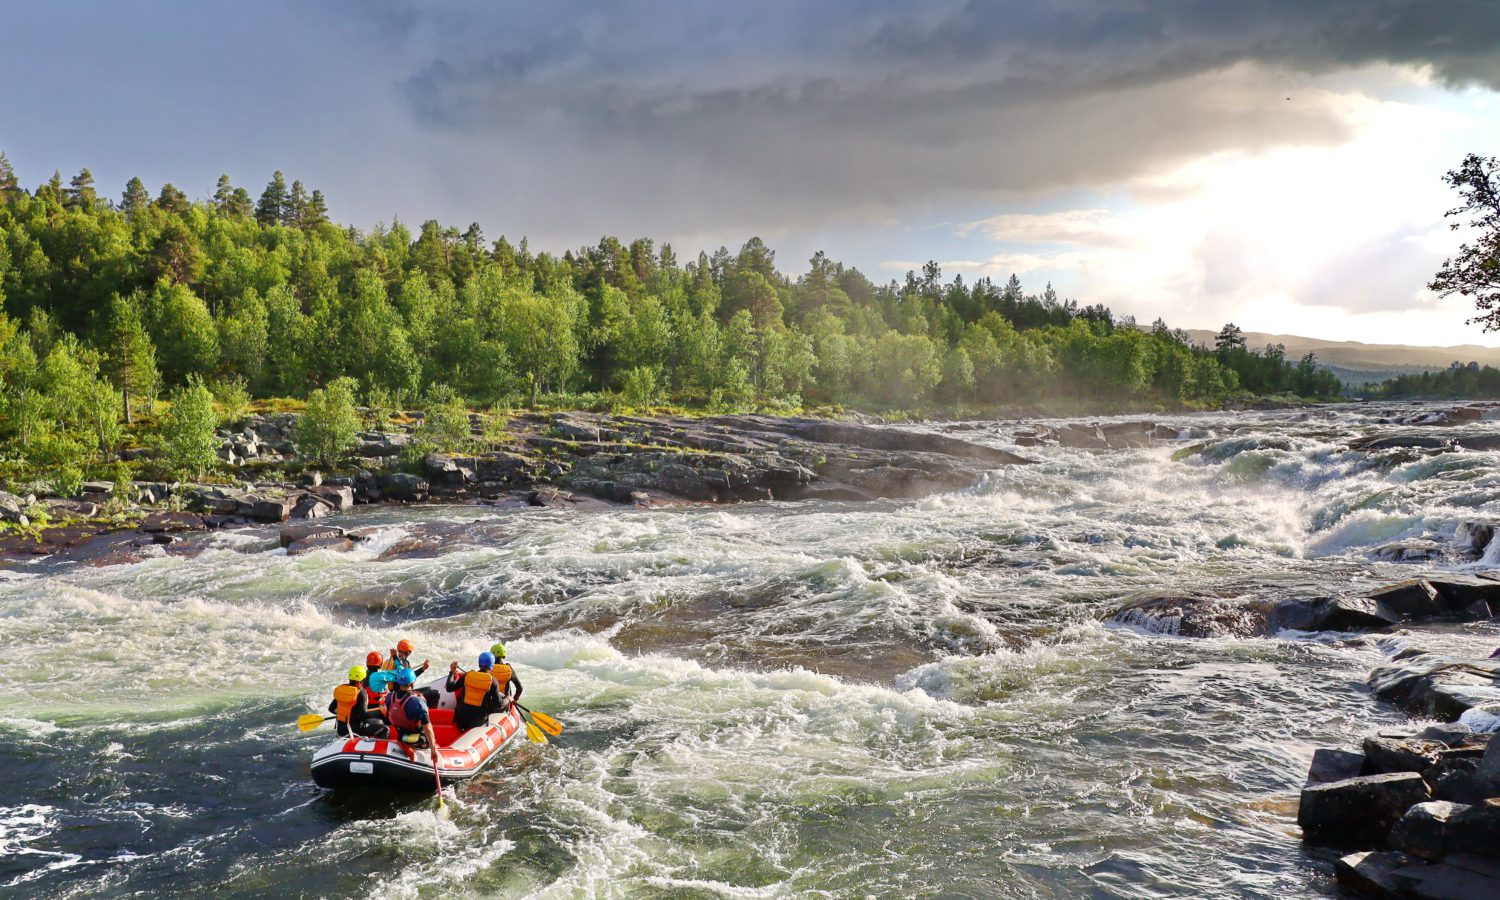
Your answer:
(0, 411), (1042, 563)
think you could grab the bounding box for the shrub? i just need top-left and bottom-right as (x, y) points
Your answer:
(620, 366), (660, 408)
(155, 377), (219, 480)
(294, 377), (361, 470)
(209, 376), (251, 427)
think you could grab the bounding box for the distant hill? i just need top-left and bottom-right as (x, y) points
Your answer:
(1180, 330), (1500, 380)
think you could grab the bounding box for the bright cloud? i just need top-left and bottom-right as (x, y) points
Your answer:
(930, 67), (1500, 345)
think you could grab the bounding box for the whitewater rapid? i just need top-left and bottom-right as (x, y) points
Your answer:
(3, 403), (1498, 897)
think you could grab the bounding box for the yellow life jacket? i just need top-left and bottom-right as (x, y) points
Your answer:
(461, 670), (493, 707)
(491, 663), (513, 694)
(332, 683), (360, 723)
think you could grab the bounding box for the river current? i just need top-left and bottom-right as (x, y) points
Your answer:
(3, 404), (1498, 898)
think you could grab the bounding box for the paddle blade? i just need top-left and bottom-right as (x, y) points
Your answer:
(523, 718), (548, 744)
(527, 709), (564, 737)
(297, 714), (328, 732)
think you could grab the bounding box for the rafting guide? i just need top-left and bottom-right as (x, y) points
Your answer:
(298, 639), (564, 797)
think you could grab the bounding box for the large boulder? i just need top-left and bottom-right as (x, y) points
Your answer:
(1363, 735), (1447, 775)
(1388, 801), (1468, 859)
(1110, 595), (1272, 638)
(1370, 651), (1500, 721)
(250, 495), (296, 523)
(423, 453), (477, 484)
(290, 493), (335, 520)
(1299, 772), (1431, 848)
(1444, 799), (1500, 857)
(378, 472), (429, 501)
(1308, 748), (1367, 785)
(1369, 580), (1447, 620)
(280, 522), (345, 548)
(309, 485), (354, 511)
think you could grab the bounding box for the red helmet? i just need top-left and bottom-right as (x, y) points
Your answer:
(365, 651), (383, 669)
(396, 639), (414, 654)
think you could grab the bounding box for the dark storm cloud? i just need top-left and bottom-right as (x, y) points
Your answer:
(2, 0), (1495, 242)
(355, 0), (1500, 235)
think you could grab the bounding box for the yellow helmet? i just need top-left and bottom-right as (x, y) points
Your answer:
(349, 665), (368, 681)
(490, 642), (506, 658)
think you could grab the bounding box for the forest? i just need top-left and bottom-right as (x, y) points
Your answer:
(1374, 361), (1500, 399)
(0, 158), (1344, 485)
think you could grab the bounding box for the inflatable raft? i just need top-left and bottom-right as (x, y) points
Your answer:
(310, 677), (524, 790)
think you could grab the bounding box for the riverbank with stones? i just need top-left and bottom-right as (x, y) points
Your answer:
(0, 410), (1045, 564)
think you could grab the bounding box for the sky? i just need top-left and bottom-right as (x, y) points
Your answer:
(3, 0), (1499, 346)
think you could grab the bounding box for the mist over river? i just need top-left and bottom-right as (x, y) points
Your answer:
(4, 404), (1499, 898)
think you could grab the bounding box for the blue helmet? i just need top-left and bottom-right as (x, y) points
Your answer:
(477, 651), (495, 670)
(394, 667), (417, 687)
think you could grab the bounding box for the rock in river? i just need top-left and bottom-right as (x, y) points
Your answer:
(1298, 771), (1430, 848)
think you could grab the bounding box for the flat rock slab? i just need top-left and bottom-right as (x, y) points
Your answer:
(140, 511), (206, 533)
(1336, 851), (1413, 900)
(1309, 748), (1367, 785)
(1370, 651), (1500, 721)
(286, 533), (356, 555)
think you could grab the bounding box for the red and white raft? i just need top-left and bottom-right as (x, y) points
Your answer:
(310, 677), (524, 791)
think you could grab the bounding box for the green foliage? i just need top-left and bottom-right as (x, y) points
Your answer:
(294, 377), (361, 469)
(209, 375), (251, 426)
(1375, 360), (1500, 399)
(1430, 154), (1500, 331)
(412, 385), (472, 453)
(620, 366), (660, 407)
(0, 160), (1342, 420)
(155, 377), (219, 480)
(364, 384), (405, 432)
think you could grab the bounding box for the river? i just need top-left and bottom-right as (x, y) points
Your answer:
(3, 404), (1498, 898)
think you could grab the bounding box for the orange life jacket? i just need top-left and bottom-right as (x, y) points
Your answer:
(332, 683), (360, 723)
(491, 663), (513, 694)
(461, 670), (493, 707)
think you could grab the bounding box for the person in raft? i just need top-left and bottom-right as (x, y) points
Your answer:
(329, 666), (387, 738)
(361, 651), (388, 707)
(384, 667), (439, 749)
(445, 651), (507, 732)
(489, 642), (523, 708)
(382, 639), (430, 677)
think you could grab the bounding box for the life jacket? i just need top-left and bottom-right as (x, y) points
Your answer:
(491, 663), (514, 694)
(385, 691), (426, 734)
(332, 683), (360, 723)
(362, 680), (386, 706)
(381, 654), (409, 672)
(460, 670), (493, 707)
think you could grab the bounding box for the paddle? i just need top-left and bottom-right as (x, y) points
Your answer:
(516, 703), (564, 737)
(431, 743), (445, 812)
(297, 714), (334, 732)
(519, 709), (549, 744)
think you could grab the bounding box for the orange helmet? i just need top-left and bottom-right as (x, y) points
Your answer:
(396, 639), (414, 654)
(365, 651), (383, 669)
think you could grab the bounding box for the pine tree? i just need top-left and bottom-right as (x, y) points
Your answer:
(286, 179), (309, 227)
(65, 168), (97, 209)
(0, 152), (19, 203)
(256, 171), (288, 225)
(227, 186), (253, 219)
(212, 174), (235, 211)
(155, 183), (190, 215)
(303, 189), (329, 227)
(462, 222), (484, 250)
(120, 177), (150, 218)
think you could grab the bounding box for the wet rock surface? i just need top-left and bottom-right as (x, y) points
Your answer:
(1302, 655), (1500, 897)
(0, 413), (1035, 564)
